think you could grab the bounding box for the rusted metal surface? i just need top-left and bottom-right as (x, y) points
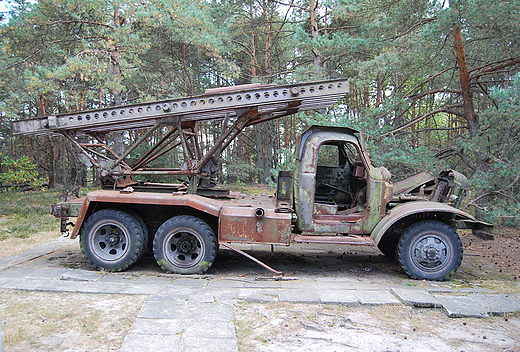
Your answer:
(430, 169), (468, 208)
(65, 189), (227, 238)
(13, 79), (350, 189)
(70, 197), (91, 239)
(218, 194), (292, 245)
(13, 79), (349, 135)
(370, 200), (487, 246)
(293, 125), (393, 236)
(293, 234), (374, 245)
(393, 171), (435, 196)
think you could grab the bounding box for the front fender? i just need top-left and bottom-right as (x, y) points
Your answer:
(370, 201), (486, 245)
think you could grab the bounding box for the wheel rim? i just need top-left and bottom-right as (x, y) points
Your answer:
(163, 228), (205, 268)
(409, 233), (451, 272)
(90, 222), (129, 261)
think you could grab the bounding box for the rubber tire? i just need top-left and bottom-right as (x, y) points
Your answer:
(377, 236), (397, 259)
(79, 209), (147, 272)
(397, 220), (463, 281)
(153, 215), (217, 274)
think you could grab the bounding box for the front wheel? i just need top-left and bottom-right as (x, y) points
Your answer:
(397, 220), (462, 281)
(153, 215), (217, 274)
(79, 209), (148, 272)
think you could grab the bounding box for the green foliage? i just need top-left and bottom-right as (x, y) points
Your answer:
(0, 155), (45, 188)
(461, 73), (520, 225)
(0, 190), (61, 240)
(0, 0), (519, 225)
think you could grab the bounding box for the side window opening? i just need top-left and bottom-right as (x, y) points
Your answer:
(314, 141), (367, 213)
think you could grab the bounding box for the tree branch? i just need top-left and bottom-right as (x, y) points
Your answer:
(381, 104), (463, 137)
(465, 169), (520, 210)
(407, 87), (461, 100)
(405, 66), (456, 96)
(45, 20), (113, 29)
(4, 36), (110, 69)
(390, 17), (437, 40)
(469, 57), (520, 79)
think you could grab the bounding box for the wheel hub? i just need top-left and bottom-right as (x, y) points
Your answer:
(413, 235), (448, 269)
(107, 233), (121, 246)
(179, 240), (194, 253)
(424, 246), (439, 260)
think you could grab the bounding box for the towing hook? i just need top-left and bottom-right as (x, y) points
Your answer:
(254, 207), (265, 220)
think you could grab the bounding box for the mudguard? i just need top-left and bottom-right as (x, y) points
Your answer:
(370, 201), (492, 245)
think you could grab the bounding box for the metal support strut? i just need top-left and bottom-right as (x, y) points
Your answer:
(220, 242), (283, 276)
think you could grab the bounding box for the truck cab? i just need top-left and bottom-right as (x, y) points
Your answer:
(293, 125), (392, 235)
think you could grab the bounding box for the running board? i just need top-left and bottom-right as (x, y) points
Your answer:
(293, 235), (374, 245)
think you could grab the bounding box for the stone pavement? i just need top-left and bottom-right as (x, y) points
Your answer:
(0, 236), (519, 351)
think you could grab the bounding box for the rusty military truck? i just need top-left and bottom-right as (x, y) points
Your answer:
(12, 78), (491, 280)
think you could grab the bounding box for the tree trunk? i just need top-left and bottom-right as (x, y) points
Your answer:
(111, 3), (125, 157)
(310, 0), (324, 76)
(453, 24), (487, 172)
(453, 24), (479, 138)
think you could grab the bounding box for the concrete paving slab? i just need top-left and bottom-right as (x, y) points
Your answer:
(181, 337), (238, 352)
(134, 276), (173, 285)
(138, 300), (186, 319)
(391, 287), (441, 308)
(78, 281), (128, 294)
(117, 283), (168, 295)
(509, 295), (520, 308)
(435, 295), (489, 318)
(157, 285), (202, 297)
(188, 291), (218, 303)
(279, 279), (317, 289)
(459, 287), (494, 294)
(128, 318), (183, 335)
(470, 294), (520, 315)
(37, 279), (87, 293)
(120, 333), (181, 352)
(315, 280), (355, 290)
(350, 282), (389, 291)
(318, 289), (359, 305)
(0, 235), (70, 271)
(190, 288), (239, 303)
(358, 290), (400, 305)
(146, 294), (192, 303)
(278, 288), (320, 303)
(243, 280), (282, 289)
(423, 284), (459, 294)
(59, 270), (103, 281)
(172, 277), (209, 286)
(27, 268), (74, 279)
(206, 278), (248, 289)
(0, 266), (38, 278)
(97, 275), (137, 284)
(186, 302), (234, 321)
(2, 278), (43, 290)
(239, 289), (278, 303)
(183, 319), (236, 339)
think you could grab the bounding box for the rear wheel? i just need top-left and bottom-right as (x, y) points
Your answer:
(153, 215), (217, 274)
(79, 209), (147, 271)
(397, 220), (462, 281)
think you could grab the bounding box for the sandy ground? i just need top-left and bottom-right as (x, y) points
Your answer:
(0, 226), (518, 351)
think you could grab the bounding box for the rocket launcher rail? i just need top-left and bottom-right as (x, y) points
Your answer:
(12, 78), (349, 191)
(13, 79), (349, 136)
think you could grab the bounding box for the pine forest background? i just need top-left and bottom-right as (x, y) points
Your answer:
(0, 0), (519, 225)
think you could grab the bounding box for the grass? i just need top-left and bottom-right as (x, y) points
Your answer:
(226, 183), (275, 195)
(0, 290), (146, 350)
(0, 189), (63, 258)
